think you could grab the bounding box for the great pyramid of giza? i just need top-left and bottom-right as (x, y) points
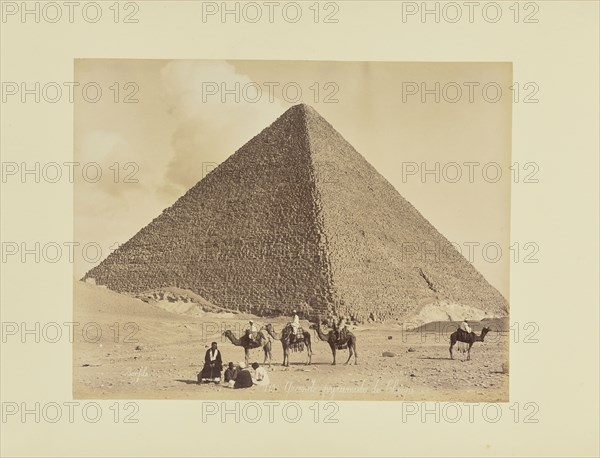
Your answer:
(83, 104), (508, 322)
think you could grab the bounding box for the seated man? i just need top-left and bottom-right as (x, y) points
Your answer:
(233, 362), (253, 389)
(333, 316), (347, 342)
(251, 362), (270, 387)
(247, 320), (258, 343)
(289, 310), (300, 343)
(458, 319), (472, 338)
(223, 362), (237, 384)
(198, 341), (222, 384)
(460, 319), (472, 332)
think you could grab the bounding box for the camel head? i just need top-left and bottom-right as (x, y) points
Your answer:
(222, 329), (233, 338)
(481, 327), (491, 339)
(264, 323), (283, 340)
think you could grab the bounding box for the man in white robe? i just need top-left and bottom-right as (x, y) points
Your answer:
(247, 320), (258, 343)
(251, 362), (270, 386)
(459, 319), (472, 334)
(291, 310), (300, 333)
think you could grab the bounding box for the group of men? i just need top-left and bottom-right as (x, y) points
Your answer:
(199, 310), (354, 385)
(200, 314), (473, 386)
(246, 309), (304, 344)
(198, 341), (270, 389)
(223, 361), (269, 388)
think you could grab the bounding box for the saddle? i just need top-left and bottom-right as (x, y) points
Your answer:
(245, 329), (263, 349)
(335, 327), (348, 348)
(285, 324), (304, 344)
(456, 328), (471, 340)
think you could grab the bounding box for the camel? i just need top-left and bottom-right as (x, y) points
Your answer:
(309, 319), (358, 365)
(264, 323), (312, 367)
(222, 329), (272, 368)
(449, 326), (491, 361)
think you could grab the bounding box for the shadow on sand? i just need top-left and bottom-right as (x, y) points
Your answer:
(175, 379), (201, 385)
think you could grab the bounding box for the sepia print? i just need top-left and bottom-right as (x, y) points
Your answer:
(73, 60), (511, 401)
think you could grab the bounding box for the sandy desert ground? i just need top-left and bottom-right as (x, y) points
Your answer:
(73, 281), (508, 401)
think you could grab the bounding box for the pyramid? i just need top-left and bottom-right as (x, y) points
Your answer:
(83, 104), (508, 321)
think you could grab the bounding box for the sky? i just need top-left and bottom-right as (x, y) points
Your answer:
(74, 60), (511, 297)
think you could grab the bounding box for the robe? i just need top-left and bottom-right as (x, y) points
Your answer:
(224, 367), (237, 383)
(233, 369), (253, 389)
(199, 348), (222, 383)
(252, 367), (270, 386)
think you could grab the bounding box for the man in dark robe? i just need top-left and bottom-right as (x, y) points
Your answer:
(198, 342), (223, 384)
(223, 362), (237, 383)
(233, 362), (253, 389)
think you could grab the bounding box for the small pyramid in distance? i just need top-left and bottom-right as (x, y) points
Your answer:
(84, 103), (508, 322)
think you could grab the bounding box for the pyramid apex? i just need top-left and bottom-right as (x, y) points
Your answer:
(284, 103), (319, 115)
(275, 104), (324, 131)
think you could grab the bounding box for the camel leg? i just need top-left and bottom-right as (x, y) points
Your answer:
(245, 348), (250, 367)
(450, 334), (459, 360)
(330, 344), (337, 365)
(346, 339), (358, 365)
(306, 340), (312, 365)
(264, 342), (271, 366)
(344, 346), (352, 365)
(467, 343), (473, 361)
(351, 341), (358, 365)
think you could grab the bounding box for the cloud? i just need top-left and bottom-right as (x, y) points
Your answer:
(75, 60), (287, 278)
(159, 60), (285, 192)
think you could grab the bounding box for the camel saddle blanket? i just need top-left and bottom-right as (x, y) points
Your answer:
(291, 341), (304, 352)
(288, 325), (304, 343)
(335, 328), (349, 348)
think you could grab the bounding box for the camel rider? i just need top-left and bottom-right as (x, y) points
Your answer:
(459, 319), (472, 334)
(333, 316), (346, 342)
(290, 310), (300, 342)
(248, 320), (258, 342)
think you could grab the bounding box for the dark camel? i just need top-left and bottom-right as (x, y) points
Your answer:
(309, 319), (358, 365)
(222, 329), (272, 368)
(449, 326), (491, 361)
(264, 323), (312, 367)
